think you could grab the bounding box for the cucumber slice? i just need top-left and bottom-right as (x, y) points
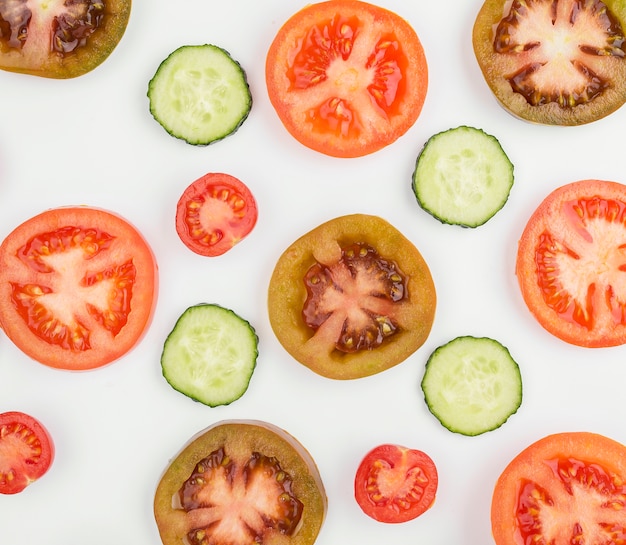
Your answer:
(161, 304), (258, 407)
(148, 44), (252, 146)
(412, 126), (514, 227)
(421, 336), (522, 436)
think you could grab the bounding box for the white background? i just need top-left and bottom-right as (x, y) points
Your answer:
(1, 1), (626, 543)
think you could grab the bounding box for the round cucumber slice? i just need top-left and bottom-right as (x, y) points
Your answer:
(421, 336), (522, 436)
(148, 44), (252, 146)
(412, 126), (514, 227)
(161, 304), (258, 407)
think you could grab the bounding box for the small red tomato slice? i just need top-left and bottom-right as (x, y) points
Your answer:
(492, 432), (626, 545)
(175, 172), (258, 257)
(354, 444), (438, 523)
(0, 411), (54, 495)
(265, 0), (428, 158)
(0, 206), (158, 370)
(0, 0), (131, 79)
(516, 179), (626, 347)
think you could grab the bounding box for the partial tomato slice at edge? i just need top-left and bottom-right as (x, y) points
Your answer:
(491, 431), (626, 545)
(0, 206), (158, 370)
(154, 419), (327, 545)
(516, 179), (626, 347)
(0, 411), (55, 495)
(265, 0), (428, 157)
(175, 172), (258, 257)
(0, 0), (132, 79)
(354, 444), (438, 523)
(472, 0), (626, 125)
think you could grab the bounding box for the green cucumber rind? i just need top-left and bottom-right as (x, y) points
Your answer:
(412, 126), (514, 228)
(161, 303), (259, 407)
(421, 335), (522, 436)
(148, 44), (252, 146)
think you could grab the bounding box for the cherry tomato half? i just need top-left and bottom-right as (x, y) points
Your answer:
(516, 179), (626, 347)
(265, 0), (428, 157)
(0, 411), (54, 495)
(0, 206), (158, 370)
(492, 432), (626, 545)
(354, 444), (438, 523)
(175, 172), (258, 257)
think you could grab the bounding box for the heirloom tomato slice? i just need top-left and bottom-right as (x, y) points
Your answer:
(265, 0), (428, 158)
(154, 420), (327, 545)
(473, 0), (626, 125)
(0, 411), (54, 495)
(0, 206), (158, 370)
(516, 179), (626, 347)
(492, 432), (626, 545)
(175, 172), (258, 257)
(354, 444), (438, 523)
(0, 0), (131, 79)
(268, 214), (436, 379)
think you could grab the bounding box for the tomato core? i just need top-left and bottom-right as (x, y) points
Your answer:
(493, 0), (625, 109)
(302, 242), (406, 352)
(534, 195), (626, 331)
(11, 224), (135, 351)
(515, 457), (626, 544)
(178, 446), (304, 544)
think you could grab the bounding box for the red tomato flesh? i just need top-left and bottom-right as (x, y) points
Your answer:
(492, 432), (626, 545)
(175, 172), (258, 257)
(517, 179), (626, 347)
(265, 0), (428, 158)
(0, 206), (158, 370)
(354, 444), (438, 523)
(0, 411), (54, 495)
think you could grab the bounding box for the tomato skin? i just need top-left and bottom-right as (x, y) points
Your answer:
(473, 0), (626, 125)
(0, 411), (54, 495)
(175, 172), (258, 257)
(154, 420), (327, 545)
(265, 0), (428, 158)
(0, 206), (158, 370)
(516, 179), (626, 347)
(0, 0), (132, 79)
(267, 214), (436, 380)
(491, 432), (626, 545)
(354, 444), (438, 523)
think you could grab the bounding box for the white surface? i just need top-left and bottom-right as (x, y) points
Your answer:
(1, 1), (625, 543)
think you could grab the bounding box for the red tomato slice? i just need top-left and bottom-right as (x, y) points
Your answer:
(265, 0), (428, 158)
(354, 444), (438, 523)
(516, 179), (626, 347)
(492, 432), (626, 545)
(175, 172), (258, 257)
(0, 206), (158, 370)
(0, 411), (54, 495)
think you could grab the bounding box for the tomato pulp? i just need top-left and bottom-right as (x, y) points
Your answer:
(268, 214), (436, 379)
(517, 179), (626, 347)
(0, 411), (54, 494)
(473, 0), (626, 125)
(175, 172), (258, 257)
(265, 0), (428, 157)
(154, 420), (327, 545)
(492, 432), (626, 545)
(0, 206), (158, 370)
(0, 0), (132, 79)
(354, 444), (438, 523)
